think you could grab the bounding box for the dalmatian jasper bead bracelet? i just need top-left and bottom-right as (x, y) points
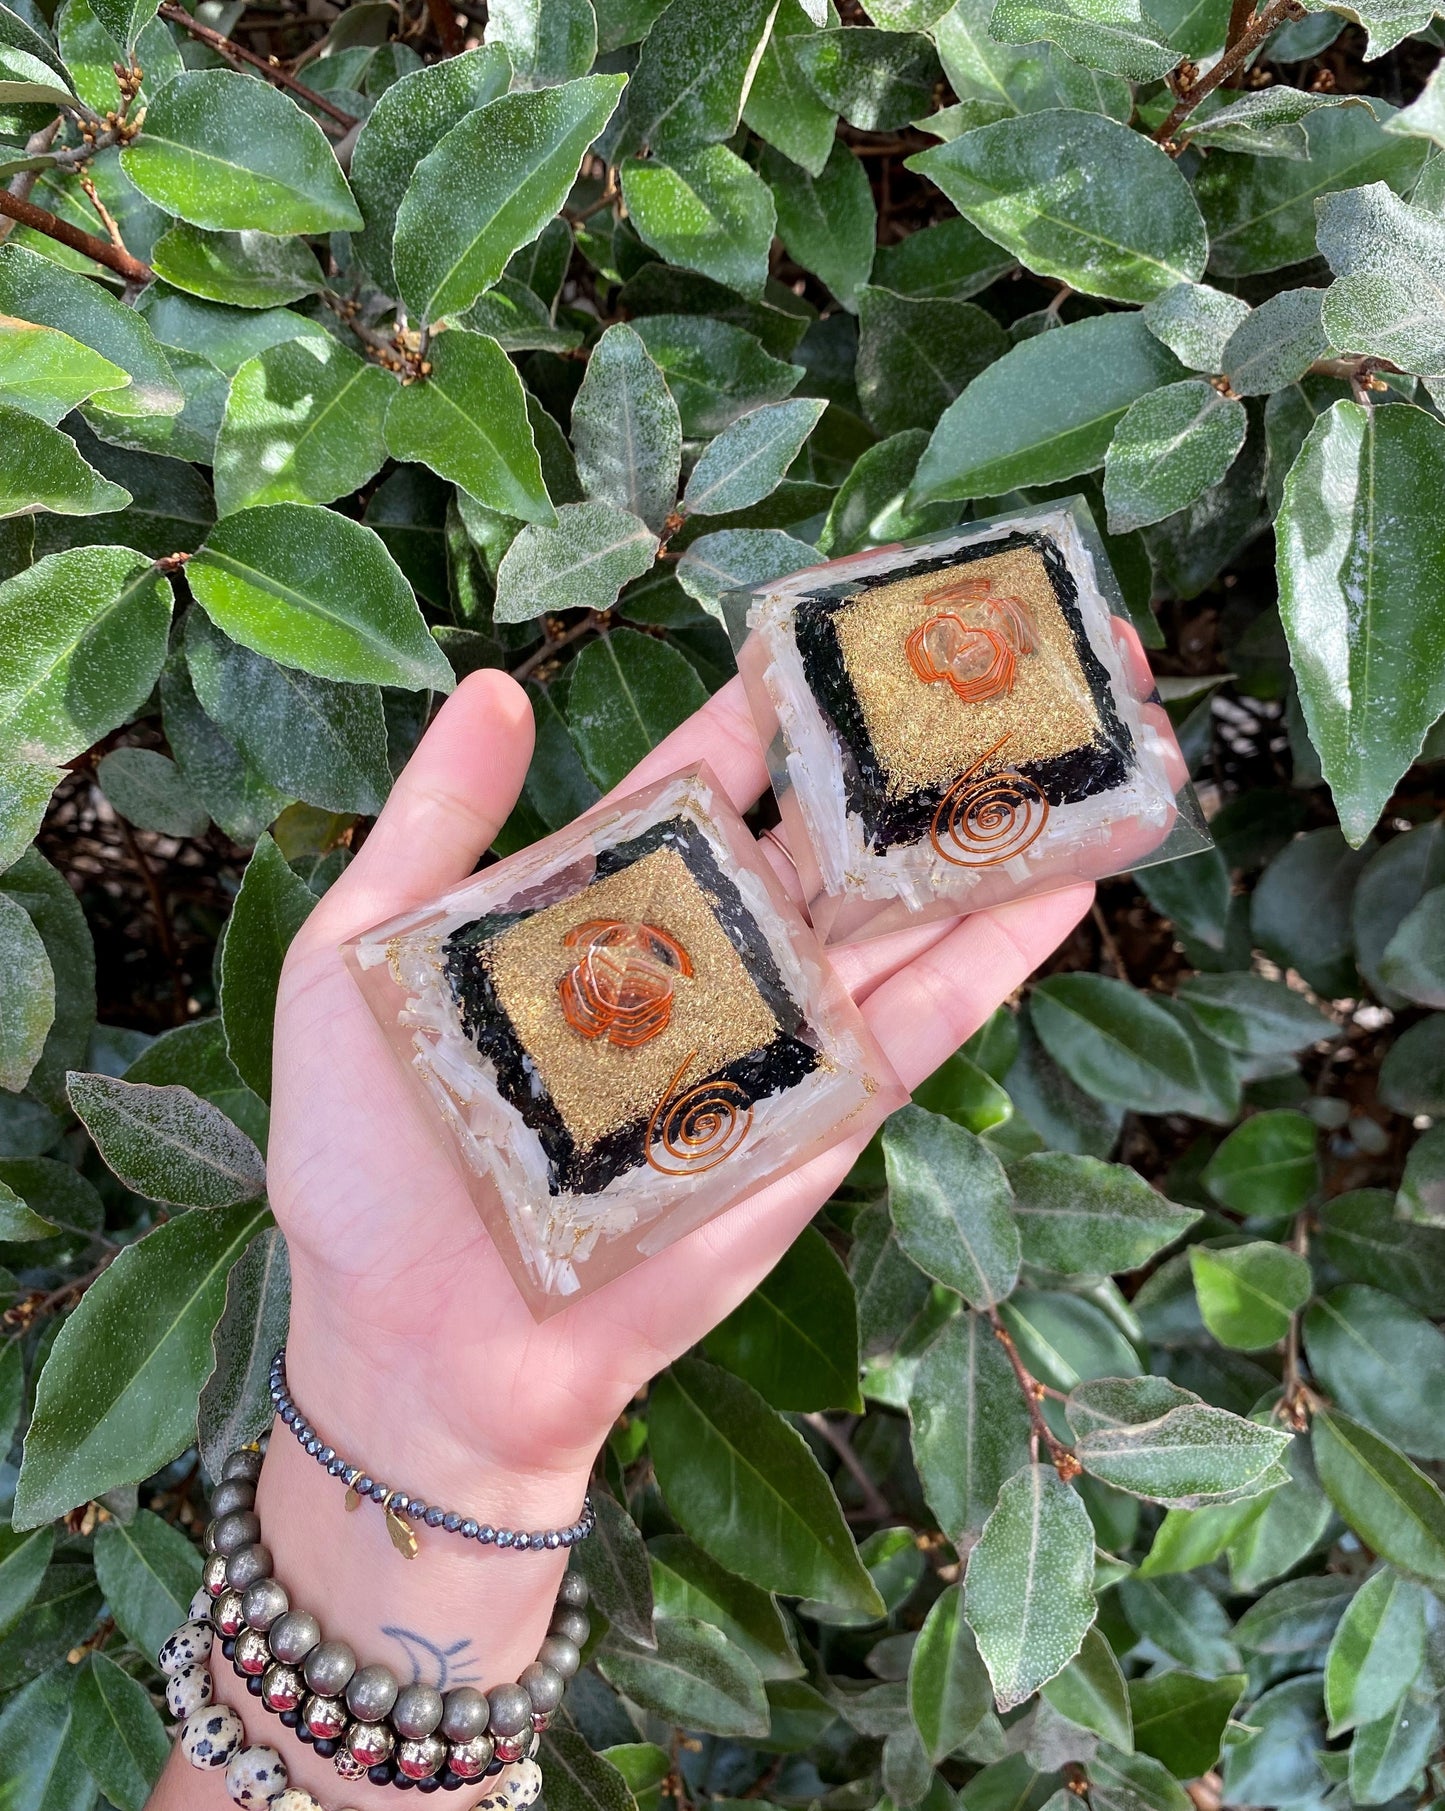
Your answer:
(161, 1448), (588, 1796)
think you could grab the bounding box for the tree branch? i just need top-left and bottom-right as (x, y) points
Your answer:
(989, 1312), (1082, 1480)
(424, 0), (466, 56)
(510, 612), (606, 682)
(156, 3), (358, 129)
(0, 186), (152, 281)
(1153, 0), (1305, 150)
(803, 1413), (893, 1520)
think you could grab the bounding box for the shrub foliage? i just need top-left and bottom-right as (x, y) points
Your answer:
(0, 0), (1443, 1804)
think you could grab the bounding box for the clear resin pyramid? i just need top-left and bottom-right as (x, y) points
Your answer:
(724, 497), (1211, 945)
(343, 766), (904, 1317)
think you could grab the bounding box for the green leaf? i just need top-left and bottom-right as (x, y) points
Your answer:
(1173, 973), (1333, 1056)
(218, 833), (315, 1102)
(706, 1224), (861, 1412)
(1201, 1110), (1318, 1218)
(566, 628), (707, 788)
(0, 758), (57, 879)
(0, 1560), (102, 1690)
(909, 1581), (993, 1762)
(909, 113), (1206, 303)
(189, 502), (454, 692)
(817, 428), (956, 557)
(0, 1175), (56, 1240)
(764, 137), (875, 310)
(1103, 379), (1246, 534)
(56, 0), (178, 115)
(0, 317), (129, 424)
(674, 525), (816, 617)
(1316, 1188), (1445, 1316)
(650, 1533), (801, 1681)
(69, 1651), (167, 1811)
(1128, 1671), (1244, 1780)
(160, 654), (292, 844)
(571, 322), (682, 533)
(1312, 1410), (1445, 1585)
(1221, 287), (1327, 397)
(1318, 181), (1445, 377)
(1028, 973), (1204, 1116)
(67, 1071), (266, 1208)
(1118, 1570), (1241, 1673)
(0, 1666), (96, 1811)
(1379, 884), (1445, 1006)
(149, 223), (322, 310)
(884, 1105), (1021, 1310)
(683, 398), (826, 515)
(0, 406), (129, 520)
(0, 891), (52, 1094)
(1089, 1744), (1191, 1811)
(741, 0), (837, 177)
(13, 1198), (271, 1527)
(1041, 1626), (1132, 1751)
(964, 1462), (1096, 1712)
(1324, 1565), (1426, 1735)
(1195, 102), (1425, 278)
(622, 144), (776, 301)
(1304, 1285), (1445, 1460)
(1350, 1690), (1439, 1807)
(349, 44), (513, 293)
(616, 0), (780, 156)
(600, 1616), (770, 1738)
(196, 1222), (288, 1479)
(1065, 1376), (1290, 1507)
(912, 312), (1182, 503)
(909, 1308), (1032, 1540)
(790, 26), (942, 131)
(1379, 1015), (1445, 1117)
(1234, 1572), (1360, 1657)
(185, 612), (391, 818)
(0, 245), (181, 421)
(213, 335), (393, 517)
(987, 0), (1176, 79)
(1189, 1241), (1312, 1351)
(1009, 1152), (1199, 1277)
(121, 69), (360, 233)
(485, 0), (596, 86)
(649, 1355), (884, 1616)
(873, 214), (1017, 301)
(0, 851), (94, 1113)
(631, 313), (803, 436)
(856, 286), (1008, 437)
(1399, 1122), (1445, 1227)
(1252, 827), (1369, 996)
(493, 504), (657, 627)
(394, 74), (626, 325)
(96, 747), (208, 838)
(1186, 87), (1373, 158)
(0, 1526), (53, 1636)
(384, 329), (552, 524)
(0, 545), (172, 763)
(542, 1723), (640, 1811)
(1141, 281), (1252, 373)
(569, 1488), (655, 1650)
(83, 0), (158, 53)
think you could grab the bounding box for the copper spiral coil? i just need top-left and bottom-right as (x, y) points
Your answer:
(645, 1050), (753, 1175)
(558, 919), (693, 1048)
(905, 576), (1037, 705)
(930, 734), (1050, 869)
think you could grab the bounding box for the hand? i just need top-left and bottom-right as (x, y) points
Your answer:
(269, 668), (1094, 1496)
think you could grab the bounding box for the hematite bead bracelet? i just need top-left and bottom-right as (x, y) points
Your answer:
(270, 1346), (596, 1558)
(182, 1447), (590, 1793)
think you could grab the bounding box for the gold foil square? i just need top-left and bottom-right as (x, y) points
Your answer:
(832, 545), (1103, 797)
(483, 845), (779, 1151)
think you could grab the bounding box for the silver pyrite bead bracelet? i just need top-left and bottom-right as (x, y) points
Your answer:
(269, 1346), (596, 1559)
(162, 1447), (590, 1795)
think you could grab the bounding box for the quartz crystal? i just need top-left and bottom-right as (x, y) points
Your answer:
(724, 496), (1211, 944)
(344, 766), (903, 1316)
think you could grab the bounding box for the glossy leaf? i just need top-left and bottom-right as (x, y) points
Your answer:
(485, 0), (596, 86)
(912, 312), (1182, 503)
(197, 1224), (290, 1479)
(0, 317), (129, 424)
(1324, 1565), (1426, 1735)
(1104, 379), (1246, 534)
(706, 1224), (862, 1412)
(909, 1581), (992, 1761)
(650, 1532), (801, 1680)
(1312, 1410), (1445, 1586)
(1040, 1625), (1132, 1751)
(615, 0), (780, 156)
(908, 1309), (1033, 1542)
(909, 112), (1206, 303)
(0, 405), (130, 520)
(67, 1072), (266, 1208)
(13, 1199), (271, 1527)
(884, 1105), (1021, 1310)
(1010, 1152), (1199, 1276)
(988, 0), (1175, 79)
(150, 224), (322, 310)
(70, 1651), (168, 1811)
(683, 398), (826, 515)
(212, 335), (392, 517)
(1304, 1285), (1445, 1460)
(0, 545), (173, 763)
(1128, 1670), (1243, 1780)
(566, 628), (707, 787)
(1066, 1376), (1290, 1507)
(217, 833), (316, 1102)
(964, 1462), (1096, 1711)
(570, 322), (682, 532)
(1201, 1110), (1318, 1217)
(856, 286), (1008, 437)
(790, 25), (941, 130)
(121, 70), (362, 234)
(188, 503), (454, 692)
(648, 1355), (884, 1617)
(96, 747), (208, 838)
(394, 75), (626, 324)
(1029, 973), (1205, 1117)
(1189, 1242), (1312, 1351)
(630, 312), (803, 435)
(622, 144), (776, 301)
(599, 1616), (770, 1738)
(1174, 972), (1333, 1055)
(764, 137), (875, 309)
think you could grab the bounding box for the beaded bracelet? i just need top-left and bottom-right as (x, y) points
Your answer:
(167, 1447), (591, 1793)
(270, 1347), (596, 1559)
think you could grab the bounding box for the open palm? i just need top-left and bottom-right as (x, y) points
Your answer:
(265, 667), (1094, 1486)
